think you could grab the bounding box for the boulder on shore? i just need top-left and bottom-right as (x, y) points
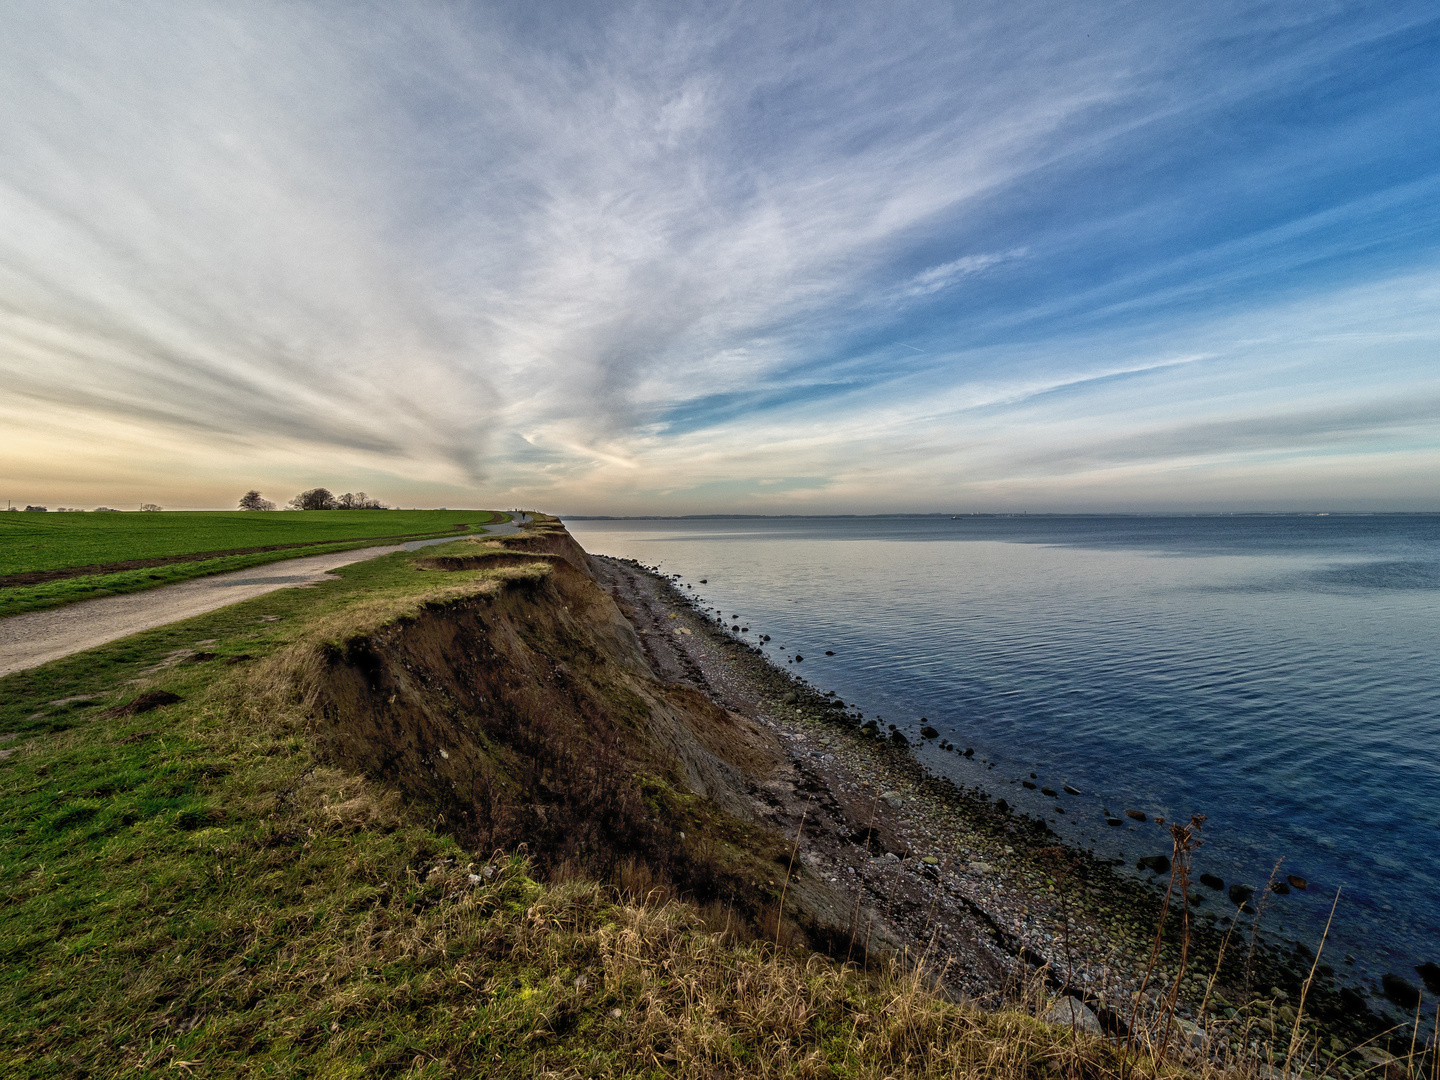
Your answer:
(1044, 996), (1102, 1035)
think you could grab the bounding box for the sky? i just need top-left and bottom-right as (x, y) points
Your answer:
(2, 1), (1438, 514)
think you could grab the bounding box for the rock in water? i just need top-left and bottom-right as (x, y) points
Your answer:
(1137, 855), (1172, 875)
(1415, 962), (1440, 994)
(1287, 875), (1308, 890)
(1044, 996), (1102, 1035)
(1270, 881), (1291, 895)
(1106, 817), (1123, 827)
(1063, 784), (1081, 795)
(1124, 809), (1147, 821)
(1041, 786), (1058, 797)
(921, 726), (939, 739)
(1200, 873), (1224, 890)
(1228, 883), (1255, 906)
(1382, 973), (1421, 1009)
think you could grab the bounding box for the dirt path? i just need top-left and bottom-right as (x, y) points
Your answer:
(0, 516), (527, 678)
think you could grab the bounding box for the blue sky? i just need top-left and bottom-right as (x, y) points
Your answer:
(1, 1), (1437, 511)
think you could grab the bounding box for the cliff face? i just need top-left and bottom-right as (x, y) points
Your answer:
(288, 518), (858, 950)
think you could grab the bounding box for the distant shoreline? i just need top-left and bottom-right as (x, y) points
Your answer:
(560, 511), (1437, 520)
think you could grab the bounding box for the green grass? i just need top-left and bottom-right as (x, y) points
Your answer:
(0, 509), (508, 617)
(1, 509), (504, 576)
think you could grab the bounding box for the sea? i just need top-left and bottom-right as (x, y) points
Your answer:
(563, 514), (1440, 1004)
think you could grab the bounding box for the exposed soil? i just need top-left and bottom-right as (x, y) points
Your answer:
(100, 690), (182, 718)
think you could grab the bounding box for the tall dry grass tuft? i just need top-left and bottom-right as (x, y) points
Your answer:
(1123, 815), (1205, 1076)
(1283, 885), (1341, 1077)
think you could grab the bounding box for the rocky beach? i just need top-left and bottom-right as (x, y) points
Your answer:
(589, 550), (1413, 1073)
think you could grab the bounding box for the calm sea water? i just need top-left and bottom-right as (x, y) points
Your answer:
(565, 515), (1440, 1000)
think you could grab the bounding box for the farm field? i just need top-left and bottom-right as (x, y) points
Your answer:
(0, 509), (507, 617)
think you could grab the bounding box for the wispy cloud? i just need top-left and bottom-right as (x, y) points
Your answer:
(0, 1), (1436, 509)
(897, 250), (1027, 299)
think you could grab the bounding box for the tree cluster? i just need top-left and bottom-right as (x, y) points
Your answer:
(238, 488), (386, 511)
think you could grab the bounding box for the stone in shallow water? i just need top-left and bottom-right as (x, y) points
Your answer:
(1063, 784), (1081, 795)
(1199, 873), (1224, 890)
(1382, 972), (1421, 1009)
(1124, 809), (1147, 821)
(1415, 962), (1440, 994)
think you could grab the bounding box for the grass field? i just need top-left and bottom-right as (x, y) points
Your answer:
(0, 509), (507, 617)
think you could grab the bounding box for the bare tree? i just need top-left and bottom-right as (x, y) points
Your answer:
(138, 503), (163, 512)
(238, 490), (277, 511)
(288, 487), (337, 511)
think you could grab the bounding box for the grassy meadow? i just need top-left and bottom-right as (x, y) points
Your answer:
(0, 509), (507, 617)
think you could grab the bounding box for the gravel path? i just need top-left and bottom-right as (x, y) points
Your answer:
(0, 515), (528, 678)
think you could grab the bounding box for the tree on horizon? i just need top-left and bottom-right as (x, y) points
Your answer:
(288, 488), (337, 511)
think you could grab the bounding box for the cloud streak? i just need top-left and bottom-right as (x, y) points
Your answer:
(1, 1), (1437, 509)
